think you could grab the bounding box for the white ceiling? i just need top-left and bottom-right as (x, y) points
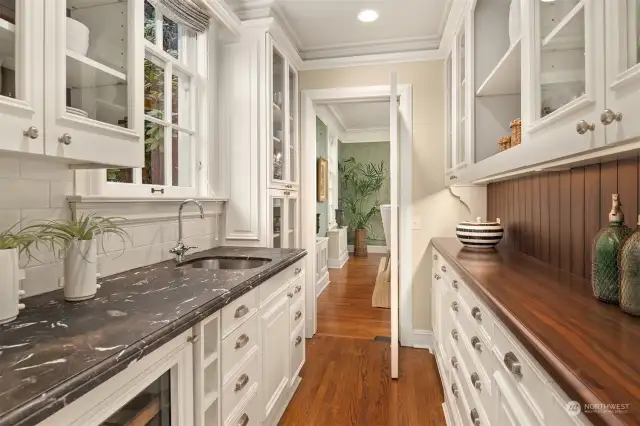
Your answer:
(228, 0), (453, 60)
(328, 101), (390, 131)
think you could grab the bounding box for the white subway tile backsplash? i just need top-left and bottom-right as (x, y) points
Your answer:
(50, 181), (74, 208)
(19, 160), (73, 182)
(22, 262), (64, 297)
(0, 210), (21, 230)
(21, 208), (70, 225)
(0, 178), (50, 209)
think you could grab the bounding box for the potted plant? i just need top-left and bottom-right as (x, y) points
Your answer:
(338, 157), (387, 257)
(0, 223), (44, 324)
(34, 215), (130, 302)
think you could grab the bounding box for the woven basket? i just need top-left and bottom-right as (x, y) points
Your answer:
(498, 136), (511, 152)
(510, 119), (522, 146)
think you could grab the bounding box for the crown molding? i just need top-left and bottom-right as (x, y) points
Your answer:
(325, 105), (347, 132)
(300, 36), (440, 61)
(341, 128), (390, 144)
(437, 0), (468, 55)
(199, 0), (242, 36)
(300, 49), (444, 71)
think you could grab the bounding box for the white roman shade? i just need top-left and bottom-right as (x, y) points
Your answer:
(149, 0), (210, 33)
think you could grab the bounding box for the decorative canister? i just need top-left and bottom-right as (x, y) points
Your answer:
(619, 215), (640, 315)
(335, 208), (344, 229)
(592, 194), (632, 304)
(456, 217), (504, 248)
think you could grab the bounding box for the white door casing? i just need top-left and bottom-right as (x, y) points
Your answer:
(390, 72), (399, 379)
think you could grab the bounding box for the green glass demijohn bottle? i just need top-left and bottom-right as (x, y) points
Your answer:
(619, 215), (640, 316)
(592, 194), (632, 304)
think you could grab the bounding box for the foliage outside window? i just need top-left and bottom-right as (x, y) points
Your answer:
(107, 0), (198, 191)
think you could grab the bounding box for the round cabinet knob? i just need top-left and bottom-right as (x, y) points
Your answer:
(295, 310), (302, 320)
(600, 109), (623, 125)
(576, 120), (595, 135)
(451, 301), (459, 312)
(470, 408), (481, 426)
(235, 373), (249, 392)
(451, 329), (459, 341)
(450, 175), (458, 180)
(450, 356), (458, 369)
(433, 254), (438, 260)
(471, 372), (482, 390)
(504, 351), (523, 377)
(471, 336), (482, 352)
(23, 126), (39, 139)
(471, 306), (482, 321)
(238, 413), (249, 426)
(452, 280), (459, 290)
(294, 284), (302, 293)
(187, 335), (200, 344)
(58, 133), (72, 145)
(295, 335), (303, 346)
(433, 273), (441, 280)
(288, 292), (294, 298)
(451, 383), (459, 398)
(441, 265), (447, 273)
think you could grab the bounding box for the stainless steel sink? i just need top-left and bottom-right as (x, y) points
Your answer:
(177, 256), (271, 270)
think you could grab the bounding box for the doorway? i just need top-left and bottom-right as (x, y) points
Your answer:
(300, 81), (413, 378)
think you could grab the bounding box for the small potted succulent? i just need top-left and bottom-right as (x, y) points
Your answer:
(0, 223), (44, 324)
(35, 215), (130, 302)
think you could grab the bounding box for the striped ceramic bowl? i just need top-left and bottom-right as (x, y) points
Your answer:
(456, 217), (504, 248)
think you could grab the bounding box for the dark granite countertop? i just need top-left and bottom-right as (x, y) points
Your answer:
(0, 246), (306, 426)
(432, 238), (639, 426)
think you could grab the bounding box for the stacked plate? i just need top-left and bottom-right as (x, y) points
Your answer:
(456, 217), (504, 248)
(67, 106), (88, 118)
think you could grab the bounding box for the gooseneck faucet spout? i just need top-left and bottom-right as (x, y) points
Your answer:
(170, 199), (205, 262)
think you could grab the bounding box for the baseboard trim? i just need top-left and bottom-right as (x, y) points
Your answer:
(327, 251), (348, 269)
(316, 273), (329, 297)
(404, 328), (434, 350)
(263, 376), (302, 426)
(347, 245), (389, 254)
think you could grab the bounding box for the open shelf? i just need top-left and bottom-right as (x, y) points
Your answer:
(203, 351), (218, 369)
(273, 233), (280, 238)
(542, 0), (584, 50)
(66, 50), (126, 89)
(203, 390), (218, 410)
(476, 39), (521, 97)
(273, 136), (281, 143)
(273, 102), (283, 118)
(0, 17), (15, 43)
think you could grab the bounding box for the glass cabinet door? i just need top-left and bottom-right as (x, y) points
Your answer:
(271, 193), (284, 248)
(43, 0), (143, 166)
(271, 46), (286, 184)
(445, 51), (454, 173)
(456, 24), (467, 167)
(287, 66), (298, 185)
(287, 193), (299, 248)
(0, 0), (44, 154)
(604, 0), (640, 144)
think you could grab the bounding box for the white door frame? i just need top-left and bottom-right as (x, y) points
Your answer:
(300, 85), (413, 346)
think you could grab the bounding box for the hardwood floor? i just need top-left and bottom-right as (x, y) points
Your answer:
(279, 254), (445, 426)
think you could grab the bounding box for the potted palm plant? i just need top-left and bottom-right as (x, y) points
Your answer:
(338, 157), (387, 257)
(0, 223), (44, 324)
(34, 215), (130, 302)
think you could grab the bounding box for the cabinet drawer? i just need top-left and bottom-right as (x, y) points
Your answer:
(222, 350), (260, 424)
(259, 260), (304, 306)
(289, 273), (305, 305)
(224, 384), (260, 426)
(454, 328), (493, 422)
(290, 321), (305, 385)
(458, 279), (494, 342)
(222, 289), (258, 339)
(493, 321), (549, 424)
(290, 297), (304, 331)
(456, 297), (494, 382)
(221, 313), (259, 383)
(451, 356), (489, 426)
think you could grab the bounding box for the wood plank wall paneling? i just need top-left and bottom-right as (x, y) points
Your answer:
(487, 157), (640, 280)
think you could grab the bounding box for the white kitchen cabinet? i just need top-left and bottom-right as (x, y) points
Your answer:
(0, 0), (143, 167)
(260, 291), (290, 421)
(0, 0), (45, 156)
(39, 331), (195, 426)
(269, 189), (299, 249)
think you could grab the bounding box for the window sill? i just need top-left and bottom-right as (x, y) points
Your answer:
(67, 195), (228, 204)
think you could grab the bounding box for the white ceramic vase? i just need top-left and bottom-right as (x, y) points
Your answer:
(64, 239), (100, 302)
(508, 0), (521, 46)
(0, 248), (26, 324)
(66, 17), (90, 56)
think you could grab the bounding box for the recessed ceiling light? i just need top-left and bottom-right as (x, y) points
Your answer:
(540, 0), (556, 2)
(358, 9), (378, 23)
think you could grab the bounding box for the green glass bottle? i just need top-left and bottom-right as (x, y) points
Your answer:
(592, 194), (632, 304)
(620, 215), (640, 316)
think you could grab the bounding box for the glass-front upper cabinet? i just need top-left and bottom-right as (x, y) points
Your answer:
(269, 189), (298, 248)
(43, 0), (144, 167)
(604, 0), (640, 144)
(271, 192), (284, 249)
(448, 15), (469, 176)
(526, 0), (604, 149)
(287, 192), (299, 248)
(269, 36), (299, 190)
(0, 0), (44, 155)
(445, 51), (454, 175)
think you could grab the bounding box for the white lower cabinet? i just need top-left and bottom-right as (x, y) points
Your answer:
(37, 260), (305, 426)
(432, 248), (590, 426)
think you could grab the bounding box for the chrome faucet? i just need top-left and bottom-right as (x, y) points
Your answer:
(170, 199), (205, 262)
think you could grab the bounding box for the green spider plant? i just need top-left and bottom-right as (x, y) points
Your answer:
(0, 222), (47, 263)
(28, 215), (131, 258)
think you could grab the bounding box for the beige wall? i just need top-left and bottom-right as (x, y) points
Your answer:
(301, 61), (470, 331)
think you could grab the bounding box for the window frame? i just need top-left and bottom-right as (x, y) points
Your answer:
(97, 2), (208, 198)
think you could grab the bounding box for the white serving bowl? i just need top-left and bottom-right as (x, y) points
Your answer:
(66, 17), (90, 56)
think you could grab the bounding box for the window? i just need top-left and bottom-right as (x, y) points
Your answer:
(106, 1), (203, 196)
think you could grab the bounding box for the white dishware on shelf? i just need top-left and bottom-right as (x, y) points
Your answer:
(66, 17), (90, 56)
(67, 106), (88, 118)
(274, 129), (283, 140)
(274, 91), (283, 107)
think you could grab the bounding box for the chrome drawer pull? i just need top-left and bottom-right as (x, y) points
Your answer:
(295, 310), (302, 320)
(433, 254), (438, 260)
(295, 267), (302, 275)
(471, 336), (482, 352)
(470, 408), (481, 426)
(187, 335), (199, 344)
(235, 333), (250, 349)
(450, 356), (458, 369)
(238, 413), (249, 426)
(295, 335), (303, 346)
(294, 284), (302, 293)
(234, 304), (249, 318)
(451, 383), (459, 398)
(451, 301), (459, 312)
(451, 329), (459, 341)
(434, 273), (441, 280)
(504, 351), (522, 377)
(288, 292), (294, 298)
(441, 265), (447, 273)
(471, 306), (482, 321)
(452, 280), (459, 290)
(235, 373), (249, 391)
(471, 372), (482, 390)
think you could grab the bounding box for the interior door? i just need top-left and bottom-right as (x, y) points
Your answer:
(389, 73), (399, 379)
